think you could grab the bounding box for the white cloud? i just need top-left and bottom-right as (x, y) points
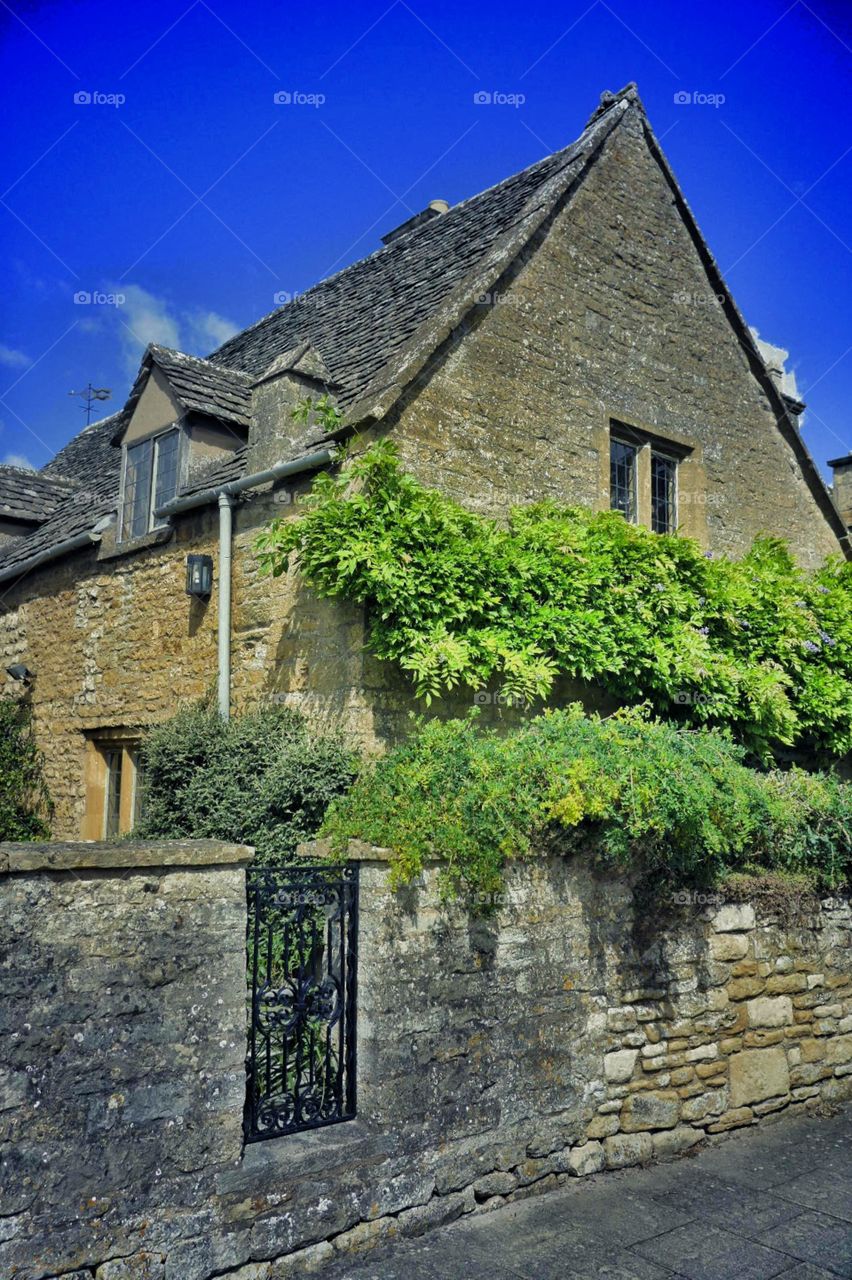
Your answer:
(108, 284), (239, 375)
(0, 344), (30, 368)
(3, 452), (36, 470)
(187, 309), (239, 350)
(115, 283), (181, 372)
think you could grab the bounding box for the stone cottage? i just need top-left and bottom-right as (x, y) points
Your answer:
(1, 83), (849, 840)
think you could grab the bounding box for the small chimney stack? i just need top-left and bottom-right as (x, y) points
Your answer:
(381, 200), (450, 246)
(829, 454), (852, 528)
(750, 328), (801, 403)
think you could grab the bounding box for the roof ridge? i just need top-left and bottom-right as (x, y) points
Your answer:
(341, 97), (631, 426)
(149, 344), (254, 382)
(205, 105), (620, 373)
(0, 464), (74, 483)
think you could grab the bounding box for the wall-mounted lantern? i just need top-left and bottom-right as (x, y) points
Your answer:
(5, 663), (34, 685)
(185, 554), (213, 598)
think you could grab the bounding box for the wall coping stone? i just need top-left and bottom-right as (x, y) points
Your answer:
(298, 837), (542, 865)
(0, 838), (255, 874)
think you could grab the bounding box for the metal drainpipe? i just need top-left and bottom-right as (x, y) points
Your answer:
(217, 493), (233, 720)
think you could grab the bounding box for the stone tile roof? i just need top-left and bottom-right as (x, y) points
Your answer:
(0, 92), (629, 581)
(208, 121), (609, 411)
(0, 414), (124, 576)
(0, 466), (75, 523)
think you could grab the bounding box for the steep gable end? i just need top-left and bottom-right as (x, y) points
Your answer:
(380, 92), (845, 566)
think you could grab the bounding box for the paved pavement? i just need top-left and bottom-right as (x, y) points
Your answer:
(331, 1106), (852, 1279)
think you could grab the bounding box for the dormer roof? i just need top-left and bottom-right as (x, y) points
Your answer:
(117, 345), (254, 442)
(255, 341), (338, 388)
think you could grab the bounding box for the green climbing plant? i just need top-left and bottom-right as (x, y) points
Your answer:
(255, 435), (852, 762)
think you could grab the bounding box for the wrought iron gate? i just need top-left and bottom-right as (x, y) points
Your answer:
(244, 863), (358, 1142)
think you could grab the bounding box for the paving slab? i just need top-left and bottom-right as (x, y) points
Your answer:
(756, 1209), (852, 1276)
(325, 1106), (852, 1280)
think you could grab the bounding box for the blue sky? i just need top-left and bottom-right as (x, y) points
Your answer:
(1, 0), (851, 479)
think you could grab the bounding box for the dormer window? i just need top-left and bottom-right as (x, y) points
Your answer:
(120, 428), (180, 541)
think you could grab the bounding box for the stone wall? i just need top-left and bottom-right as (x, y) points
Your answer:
(2, 839), (849, 1280)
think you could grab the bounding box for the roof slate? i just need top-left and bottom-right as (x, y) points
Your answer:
(0, 413), (124, 576)
(0, 467), (75, 523)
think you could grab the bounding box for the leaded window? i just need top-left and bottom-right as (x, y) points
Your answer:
(103, 748), (123, 838)
(610, 439), (638, 522)
(121, 428), (180, 540)
(651, 453), (677, 534)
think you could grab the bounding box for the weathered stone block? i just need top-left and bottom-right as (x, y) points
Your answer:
(568, 1140), (606, 1177)
(825, 1034), (852, 1065)
(709, 933), (749, 961)
(651, 1126), (703, 1159)
(620, 1089), (680, 1132)
(728, 977), (765, 1001)
(766, 974), (808, 994)
(729, 1047), (790, 1107)
(712, 904), (755, 933)
(604, 1049), (638, 1083)
(746, 996), (792, 1028)
(586, 1113), (620, 1139)
(706, 1107), (755, 1133)
(472, 1171), (517, 1199)
(684, 1044), (718, 1063)
(96, 1254), (165, 1280)
(681, 1088), (727, 1122)
(607, 1008), (637, 1032)
(604, 1132), (653, 1169)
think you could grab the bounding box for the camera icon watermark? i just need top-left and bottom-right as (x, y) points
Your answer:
(670, 888), (724, 907)
(473, 90), (526, 108)
(678, 492), (720, 507)
(273, 289), (319, 307)
(474, 290), (521, 309)
(672, 690), (711, 706)
(273, 489), (310, 506)
(73, 291), (125, 306)
(673, 90), (725, 108)
(473, 690), (530, 709)
(273, 90), (326, 107)
(73, 90), (126, 108)
(673, 290), (726, 308)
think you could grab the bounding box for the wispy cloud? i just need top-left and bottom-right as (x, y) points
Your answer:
(104, 282), (239, 373)
(2, 452), (36, 470)
(186, 308), (239, 349)
(0, 344), (31, 368)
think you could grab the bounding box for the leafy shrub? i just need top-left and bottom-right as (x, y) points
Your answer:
(320, 707), (852, 899)
(0, 696), (51, 841)
(256, 440), (852, 761)
(135, 703), (357, 863)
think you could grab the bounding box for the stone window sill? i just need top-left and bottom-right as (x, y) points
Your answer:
(97, 524), (174, 561)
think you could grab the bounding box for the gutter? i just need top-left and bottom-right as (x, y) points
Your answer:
(154, 448), (335, 519)
(0, 529), (99, 586)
